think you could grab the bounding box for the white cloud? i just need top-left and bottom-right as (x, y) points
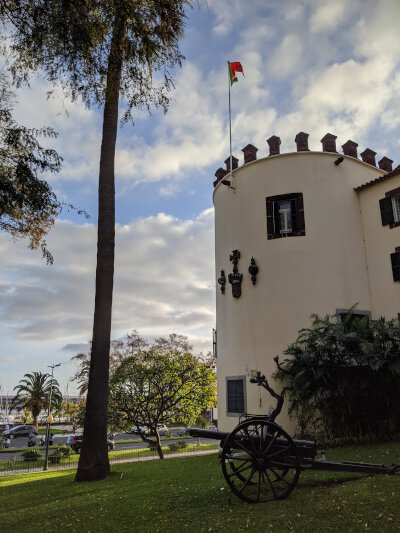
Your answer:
(309, 0), (348, 33)
(1, 354), (25, 364)
(0, 208), (215, 350)
(12, 79), (102, 186)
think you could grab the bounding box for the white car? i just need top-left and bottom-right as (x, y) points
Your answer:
(130, 425), (150, 435)
(155, 424), (168, 436)
(129, 424), (168, 436)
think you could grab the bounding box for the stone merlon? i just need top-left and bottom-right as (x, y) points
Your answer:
(242, 144), (258, 164)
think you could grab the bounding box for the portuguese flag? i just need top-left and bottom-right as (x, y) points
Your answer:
(228, 61), (244, 86)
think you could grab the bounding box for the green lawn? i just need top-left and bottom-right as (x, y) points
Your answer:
(37, 428), (66, 435)
(0, 441), (399, 533)
(0, 442), (218, 472)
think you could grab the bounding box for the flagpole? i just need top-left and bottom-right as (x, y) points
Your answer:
(228, 61), (233, 188)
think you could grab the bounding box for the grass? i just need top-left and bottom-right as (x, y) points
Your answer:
(0, 442), (218, 472)
(37, 428), (66, 435)
(0, 440), (399, 532)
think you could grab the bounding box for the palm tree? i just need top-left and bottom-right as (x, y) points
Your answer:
(11, 372), (62, 427)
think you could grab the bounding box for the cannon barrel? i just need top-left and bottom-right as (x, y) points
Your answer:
(188, 428), (228, 441)
(188, 427), (317, 458)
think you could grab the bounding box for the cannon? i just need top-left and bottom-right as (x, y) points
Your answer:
(189, 415), (400, 503)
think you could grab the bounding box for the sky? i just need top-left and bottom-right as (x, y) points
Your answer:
(1, 0), (400, 398)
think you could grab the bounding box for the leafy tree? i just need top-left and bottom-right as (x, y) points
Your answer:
(75, 399), (87, 430)
(1, 0), (191, 481)
(11, 371), (62, 427)
(71, 331), (212, 396)
(274, 311), (400, 441)
(64, 400), (79, 426)
(109, 347), (217, 459)
(0, 70), (62, 263)
(71, 330), (148, 395)
(52, 399), (65, 422)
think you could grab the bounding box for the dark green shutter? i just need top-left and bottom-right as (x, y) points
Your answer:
(266, 200), (274, 236)
(227, 379), (244, 413)
(391, 252), (400, 282)
(380, 197), (394, 226)
(273, 201), (281, 235)
(297, 195), (305, 233)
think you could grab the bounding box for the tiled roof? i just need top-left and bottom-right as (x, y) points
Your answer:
(354, 165), (400, 192)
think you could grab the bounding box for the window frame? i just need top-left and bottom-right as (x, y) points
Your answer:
(336, 309), (371, 323)
(380, 186), (400, 229)
(226, 375), (246, 417)
(266, 193), (305, 240)
(391, 195), (400, 223)
(391, 249), (400, 282)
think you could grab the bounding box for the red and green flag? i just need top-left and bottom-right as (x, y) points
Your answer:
(228, 61), (244, 86)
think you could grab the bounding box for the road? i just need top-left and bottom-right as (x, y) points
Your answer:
(0, 432), (218, 461)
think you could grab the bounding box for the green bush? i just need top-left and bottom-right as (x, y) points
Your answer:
(195, 416), (209, 429)
(48, 446), (73, 464)
(168, 439), (187, 451)
(57, 445), (73, 457)
(274, 311), (400, 441)
(22, 448), (41, 461)
(49, 453), (61, 464)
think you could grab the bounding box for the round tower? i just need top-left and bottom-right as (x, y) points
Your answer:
(213, 132), (392, 434)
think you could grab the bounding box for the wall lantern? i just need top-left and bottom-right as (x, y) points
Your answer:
(248, 257), (259, 285)
(218, 269), (226, 294)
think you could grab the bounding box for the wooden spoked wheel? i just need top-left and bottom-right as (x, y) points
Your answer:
(221, 419), (300, 503)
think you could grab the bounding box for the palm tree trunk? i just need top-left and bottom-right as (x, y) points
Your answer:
(32, 408), (39, 428)
(75, 13), (127, 482)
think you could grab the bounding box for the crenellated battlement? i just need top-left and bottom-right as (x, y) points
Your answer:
(213, 132), (395, 187)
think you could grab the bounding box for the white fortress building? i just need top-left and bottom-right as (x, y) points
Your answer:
(213, 132), (400, 434)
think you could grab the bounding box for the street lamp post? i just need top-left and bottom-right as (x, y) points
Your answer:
(43, 363), (61, 471)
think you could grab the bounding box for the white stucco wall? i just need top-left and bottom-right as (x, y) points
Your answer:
(213, 151), (384, 434)
(358, 175), (400, 319)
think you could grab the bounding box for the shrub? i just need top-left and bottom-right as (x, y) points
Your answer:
(274, 311), (400, 441)
(195, 416), (209, 429)
(168, 439), (187, 451)
(48, 446), (73, 464)
(22, 448), (41, 461)
(57, 445), (73, 457)
(49, 453), (61, 464)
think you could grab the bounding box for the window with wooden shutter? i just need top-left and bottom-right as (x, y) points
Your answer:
(381, 187), (400, 229)
(391, 251), (400, 282)
(226, 376), (246, 415)
(266, 193), (305, 239)
(266, 199), (274, 236)
(380, 197), (394, 226)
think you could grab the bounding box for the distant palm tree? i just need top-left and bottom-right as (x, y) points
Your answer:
(11, 372), (62, 427)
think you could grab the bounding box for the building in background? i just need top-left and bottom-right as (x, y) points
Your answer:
(213, 132), (400, 434)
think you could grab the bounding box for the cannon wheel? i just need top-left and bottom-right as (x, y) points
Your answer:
(221, 419), (300, 503)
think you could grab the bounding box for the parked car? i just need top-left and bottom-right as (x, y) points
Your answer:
(2, 425), (38, 439)
(129, 424), (169, 436)
(152, 424), (168, 436)
(66, 435), (115, 454)
(129, 425), (150, 435)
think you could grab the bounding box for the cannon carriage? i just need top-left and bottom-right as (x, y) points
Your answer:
(189, 415), (399, 504)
